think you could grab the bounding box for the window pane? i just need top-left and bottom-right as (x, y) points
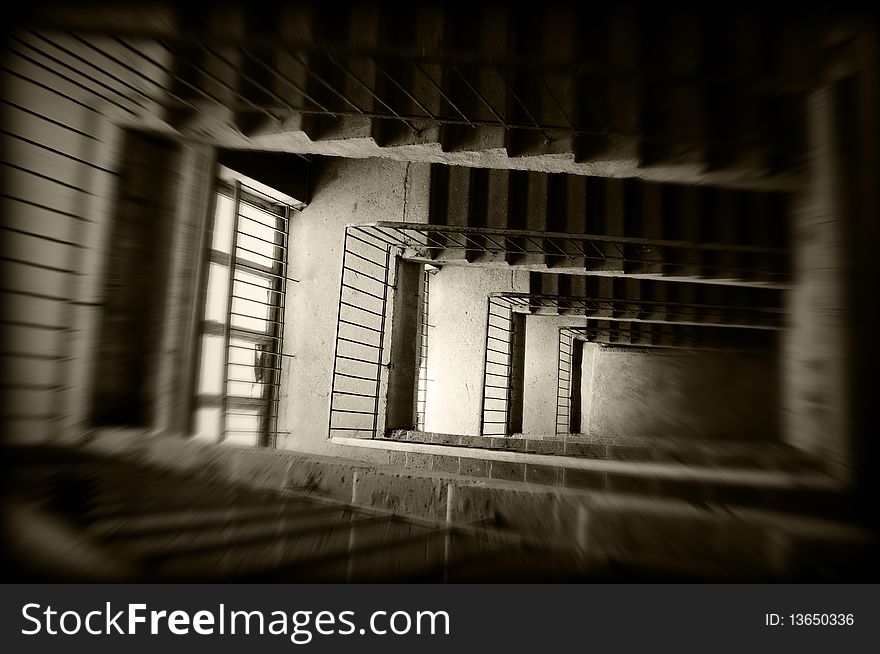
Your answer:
(194, 181), (291, 447)
(197, 336), (224, 395)
(239, 200), (282, 229)
(228, 362), (257, 385)
(238, 202), (282, 268)
(238, 233), (277, 265)
(227, 380), (258, 398)
(211, 193), (235, 254)
(231, 312), (270, 333)
(231, 296), (270, 323)
(225, 430), (259, 447)
(204, 263), (230, 323)
(234, 275), (272, 299)
(229, 341), (259, 366)
(193, 407), (221, 442)
(226, 411), (261, 447)
(228, 411), (260, 431)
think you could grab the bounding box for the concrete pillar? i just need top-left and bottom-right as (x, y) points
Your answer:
(580, 343), (599, 434)
(404, 163), (432, 225)
(88, 132), (182, 428)
(783, 23), (879, 526)
(844, 23), (879, 524)
(782, 88), (851, 476)
(59, 119), (125, 441)
(154, 143), (216, 436)
(444, 166), (471, 260)
(507, 313), (527, 434)
(385, 260), (423, 431)
(569, 339), (583, 433)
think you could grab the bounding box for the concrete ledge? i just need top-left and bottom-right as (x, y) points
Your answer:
(82, 431), (374, 502)
(389, 428), (825, 469)
(448, 481), (877, 579)
(352, 469), (450, 523)
(331, 436), (841, 489)
(73, 430), (875, 579)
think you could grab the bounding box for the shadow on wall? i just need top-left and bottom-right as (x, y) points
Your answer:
(582, 346), (780, 442)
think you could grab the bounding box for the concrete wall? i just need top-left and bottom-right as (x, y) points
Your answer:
(90, 133), (180, 427)
(276, 158), (430, 457)
(521, 315), (587, 435)
(782, 88), (852, 474)
(0, 33), (177, 444)
(423, 267), (529, 436)
(385, 260), (423, 430)
(0, 26), (436, 463)
(581, 345), (781, 443)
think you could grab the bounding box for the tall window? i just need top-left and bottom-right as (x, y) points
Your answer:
(193, 176), (297, 447)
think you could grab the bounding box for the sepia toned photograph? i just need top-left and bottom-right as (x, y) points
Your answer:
(1, 0), (878, 584)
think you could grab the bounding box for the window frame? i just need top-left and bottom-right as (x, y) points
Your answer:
(192, 175), (297, 447)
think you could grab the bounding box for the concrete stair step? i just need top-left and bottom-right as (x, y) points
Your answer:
(448, 481), (876, 581)
(113, 510), (387, 561)
(154, 515), (427, 580)
(526, 274), (788, 325)
(144, 1), (823, 190)
(380, 445), (848, 521)
(88, 501), (350, 539)
(264, 446), (873, 581)
(416, 168), (791, 286)
(265, 528), (500, 582)
(68, 438), (878, 580)
(376, 427), (844, 519)
(83, 485), (281, 518)
(214, 123), (803, 192)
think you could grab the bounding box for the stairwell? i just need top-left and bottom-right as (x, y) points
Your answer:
(29, 1), (832, 189)
(5, 433), (876, 582)
(3, 1), (878, 582)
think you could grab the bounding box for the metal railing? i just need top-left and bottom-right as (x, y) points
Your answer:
(327, 226), (396, 439)
(479, 295), (520, 437)
(486, 292), (785, 330)
(479, 291), (786, 439)
(555, 327), (581, 435)
(318, 220), (791, 287)
(399, 223), (789, 287)
(570, 321), (780, 350)
(327, 223), (787, 440)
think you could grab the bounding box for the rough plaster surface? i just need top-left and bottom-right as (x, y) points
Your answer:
(521, 315), (588, 435)
(583, 348), (781, 443)
(275, 157), (429, 459)
(424, 267), (529, 436)
(782, 89), (850, 471)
